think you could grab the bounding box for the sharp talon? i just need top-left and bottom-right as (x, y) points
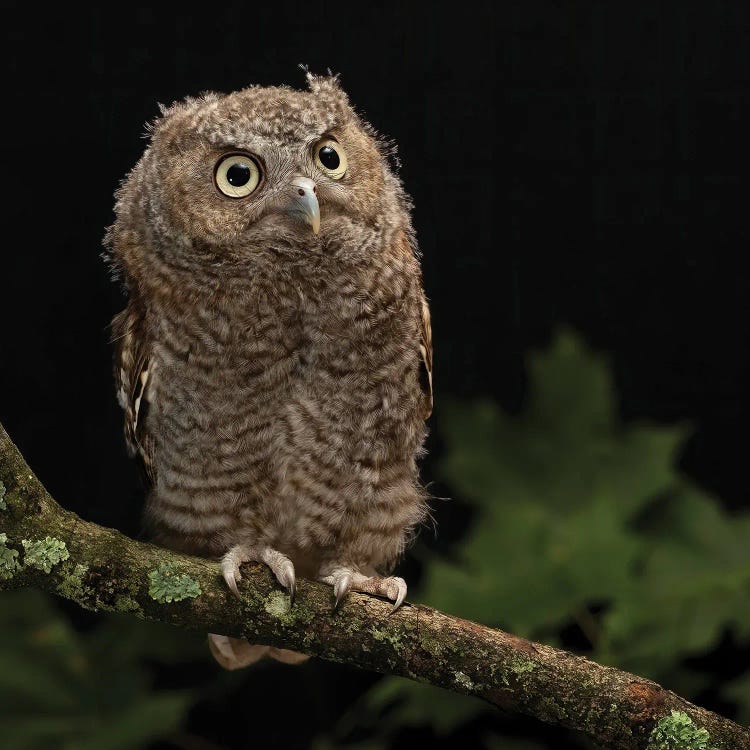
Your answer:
(333, 573), (352, 611)
(221, 550), (245, 600)
(393, 580), (407, 611)
(386, 578), (407, 613)
(224, 571), (241, 600)
(261, 550), (297, 604)
(279, 563), (296, 603)
(389, 598), (404, 615)
(320, 569), (409, 615)
(222, 546), (297, 605)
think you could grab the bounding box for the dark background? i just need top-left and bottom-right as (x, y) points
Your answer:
(1, 2), (748, 748)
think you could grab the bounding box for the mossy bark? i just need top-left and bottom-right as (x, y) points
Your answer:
(0, 422), (747, 750)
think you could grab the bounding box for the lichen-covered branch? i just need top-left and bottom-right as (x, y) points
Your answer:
(0, 422), (747, 750)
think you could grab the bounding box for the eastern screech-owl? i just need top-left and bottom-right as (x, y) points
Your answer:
(105, 72), (433, 669)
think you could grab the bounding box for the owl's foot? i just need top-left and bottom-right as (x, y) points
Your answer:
(208, 634), (310, 670)
(221, 545), (296, 601)
(319, 568), (407, 613)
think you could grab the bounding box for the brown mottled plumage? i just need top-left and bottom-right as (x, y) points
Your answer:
(105, 72), (432, 668)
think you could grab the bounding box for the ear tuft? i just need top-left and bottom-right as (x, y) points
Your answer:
(301, 65), (348, 102)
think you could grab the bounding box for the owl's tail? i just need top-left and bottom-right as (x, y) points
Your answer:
(208, 633), (310, 669)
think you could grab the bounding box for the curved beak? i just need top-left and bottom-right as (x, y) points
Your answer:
(286, 176), (320, 234)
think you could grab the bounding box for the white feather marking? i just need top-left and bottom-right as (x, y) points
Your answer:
(133, 369), (149, 430)
(419, 344), (433, 390)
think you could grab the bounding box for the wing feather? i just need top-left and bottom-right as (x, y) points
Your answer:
(394, 229), (434, 420)
(111, 303), (156, 487)
(419, 293), (433, 419)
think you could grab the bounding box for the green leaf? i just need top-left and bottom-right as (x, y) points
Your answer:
(603, 486), (750, 674)
(364, 677), (483, 735)
(724, 671), (750, 725)
(525, 329), (617, 436)
(61, 693), (192, 750)
(0, 589), (197, 750)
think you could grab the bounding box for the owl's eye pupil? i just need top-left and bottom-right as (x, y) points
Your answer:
(313, 139), (347, 179)
(318, 145), (340, 170)
(226, 163), (251, 187)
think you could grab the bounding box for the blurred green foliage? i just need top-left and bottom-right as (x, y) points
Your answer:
(0, 331), (748, 749)
(318, 330), (750, 749)
(0, 589), (205, 750)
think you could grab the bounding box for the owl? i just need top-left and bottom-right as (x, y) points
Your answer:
(106, 72), (433, 669)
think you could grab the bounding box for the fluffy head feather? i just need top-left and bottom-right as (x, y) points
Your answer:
(106, 73), (412, 291)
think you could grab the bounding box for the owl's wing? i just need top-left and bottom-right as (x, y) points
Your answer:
(111, 302), (156, 488)
(419, 293), (433, 419)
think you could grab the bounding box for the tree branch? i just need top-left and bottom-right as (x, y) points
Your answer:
(0, 421), (747, 750)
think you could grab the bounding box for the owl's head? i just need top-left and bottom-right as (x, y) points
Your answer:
(108, 72), (410, 284)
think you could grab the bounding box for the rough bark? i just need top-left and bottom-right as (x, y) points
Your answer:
(0, 421), (747, 750)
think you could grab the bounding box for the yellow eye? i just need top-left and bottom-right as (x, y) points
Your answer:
(214, 153), (261, 198)
(314, 139), (347, 180)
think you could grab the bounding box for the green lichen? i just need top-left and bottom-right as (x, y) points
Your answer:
(114, 595), (144, 614)
(22, 536), (69, 573)
(494, 653), (539, 689)
(454, 671), (475, 691)
(371, 626), (405, 652)
(264, 590), (292, 619)
(148, 562), (201, 603)
(0, 533), (21, 579)
(56, 562), (90, 600)
(0, 480), (6, 510)
(648, 711), (718, 750)
(510, 655), (537, 676)
(420, 633), (445, 657)
(263, 590), (314, 627)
